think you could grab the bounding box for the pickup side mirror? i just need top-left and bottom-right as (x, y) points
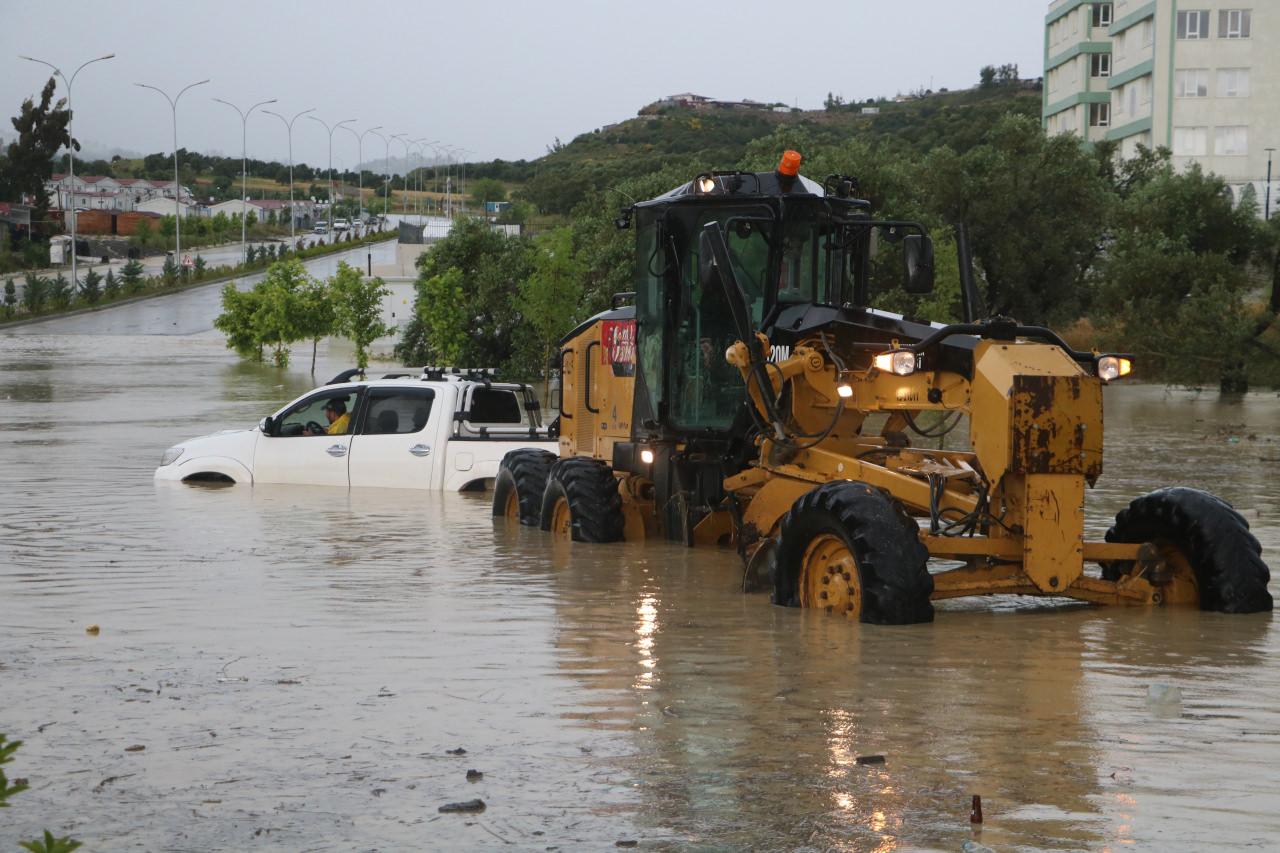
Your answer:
(259, 416), (274, 435)
(902, 234), (935, 295)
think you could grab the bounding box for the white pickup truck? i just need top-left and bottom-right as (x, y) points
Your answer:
(155, 368), (557, 490)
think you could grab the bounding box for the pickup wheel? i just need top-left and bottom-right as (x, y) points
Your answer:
(493, 449), (558, 526)
(539, 458), (624, 543)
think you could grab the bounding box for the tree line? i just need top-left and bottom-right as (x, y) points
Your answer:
(394, 114), (1280, 391)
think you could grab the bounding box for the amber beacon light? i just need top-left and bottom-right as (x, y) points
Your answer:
(777, 149), (802, 176)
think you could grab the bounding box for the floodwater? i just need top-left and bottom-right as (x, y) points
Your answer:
(2, 289), (1279, 851)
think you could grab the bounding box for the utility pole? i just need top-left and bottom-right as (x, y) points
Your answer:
(21, 52), (115, 289)
(309, 116), (356, 242)
(135, 78), (208, 272)
(213, 97), (276, 264)
(1266, 148), (1275, 221)
(344, 124), (383, 232)
(263, 107), (314, 243)
(368, 129), (389, 221)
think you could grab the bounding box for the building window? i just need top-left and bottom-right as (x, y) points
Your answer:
(1092, 2), (1113, 27)
(1091, 53), (1112, 77)
(1141, 19), (1155, 47)
(1219, 9), (1251, 38)
(1174, 69), (1209, 97)
(1218, 68), (1251, 97)
(1214, 126), (1249, 156)
(1177, 10), (1210, 39)
(1090, 102), (1111, 127)
(1173, 127), (1208, 156)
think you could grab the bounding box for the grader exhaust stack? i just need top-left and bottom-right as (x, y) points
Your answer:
(495, 151), (1272, 623)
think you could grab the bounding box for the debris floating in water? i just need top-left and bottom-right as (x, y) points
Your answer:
(85, 624), (100, 635)
(466, 769), (483, 782)
(855, 754), (885, 765)
(970, 794), (983, 824)
(437, 798), (485, 813)
(445, 747), (467, 755)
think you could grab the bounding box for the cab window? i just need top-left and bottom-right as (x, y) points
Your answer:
(468, 388), (524, 425)
(274, 390), (359, 437)
(362, 388), (435, 435)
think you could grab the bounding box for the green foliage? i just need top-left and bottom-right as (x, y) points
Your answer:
(3, 278), (15, 317)
(194, 255), (207, 279)
(213, 283), (265, 361)
(253, 258), (313, 367)
(1, 732), (29, 805)
(296, 276), (335, 372)
(0, 78), (74, 227)
(103, 269), (120, 300)
(131, 217), (154, 250)
(408, 267), (468, 365)
(329, 261), (389, 369)
(470, 177), (507, 206)
(120, 259), (144, 293)
(19, 830), (83, 853)
(517, 227), (585, 379)
(245, 245), (257, 265)
(22, 273), (46, 312)
(78, 268), (102, 304)
(48, 273), (71, 309)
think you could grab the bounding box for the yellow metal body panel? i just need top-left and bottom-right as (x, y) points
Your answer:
(559, 319), (637, 464)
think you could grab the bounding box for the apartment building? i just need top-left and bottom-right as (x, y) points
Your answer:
(1044, 1), (1277, 209)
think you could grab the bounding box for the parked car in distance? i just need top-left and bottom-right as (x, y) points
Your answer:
(155, 368), (557, 490)
(332, 218), (351, 230)
(313, 223), (328, 234)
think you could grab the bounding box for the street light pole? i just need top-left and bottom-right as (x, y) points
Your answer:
(21, 53), (115, 290)
(425, 143), (443, 216)
(262, 107), (314, 244)
(414, 138), (438, 219)
(309, 116), (356, 242)
(391, 134), (411, 220)
(368, 129), (389, 220)
(1266, 148), (1275, 222)
(342, 124), (382, 233)
(213, 97), (276, 264)
(135, 78), (208, 273)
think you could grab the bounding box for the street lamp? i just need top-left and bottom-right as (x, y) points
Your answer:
(135, 78), (208, 272)
(391, 133), (411, 220)
(341, 124), (382, 232)
(1266, 148), (1275, 221)
(413, 138), (438, 219)
(262, 107), (314, 243)
(424, 142), (444, 216)
(368, 129), (389, 220)
(21, 52), (115, 289)
(213, 97), (276, 264)
(309, 116), (355, 241)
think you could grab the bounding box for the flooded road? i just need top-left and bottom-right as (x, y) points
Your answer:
(2, 307), (1279, 850)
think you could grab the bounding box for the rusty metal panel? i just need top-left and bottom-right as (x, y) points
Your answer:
(1010, 375), (1102, 478)
(1022, 473), (1086, 593)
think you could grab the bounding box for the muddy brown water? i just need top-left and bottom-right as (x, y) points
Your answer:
(2, 291), (1279, 850)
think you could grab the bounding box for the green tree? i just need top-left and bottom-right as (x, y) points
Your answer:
(978, 65), (997, 88)
(0, 79), (74, 228)
(120, 258), (144, 293)
(22, 273), (46, 312)
(131, 217), (154, 250)
(48, 273), (71, 309)
(411, 267), (469, 365)
(252, 258), (312, 367)
(329, 261), (390, 369)
(470, 177), (507, 207)
(296, 276), (335, 373)
(194, 255), (207, 279)
(161, 254), (178, 285)
(79, 267), (102, 304)
(246, 245), (257, 265)
(213, 283), (265, 361)
(517, 227), (584, 384)
(2, 278), (15, 317)
(103, 268), (120, 299)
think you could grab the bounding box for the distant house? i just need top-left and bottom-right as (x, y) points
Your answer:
(135, 197), (201, 218)
(207, 198), (295, 225)
(662, 92), (713, 109)
(44, 174), (195, 224)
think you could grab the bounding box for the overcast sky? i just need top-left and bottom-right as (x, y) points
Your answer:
(2, 1), (1045, 171)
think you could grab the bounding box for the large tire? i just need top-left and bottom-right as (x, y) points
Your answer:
(539, 457), (624, 543)
(1104, 487), (1272, 614)
(773, 481), (933, 625)
(493, 448), (558, 526)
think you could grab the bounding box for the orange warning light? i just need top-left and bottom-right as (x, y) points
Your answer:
(778, 150), (802, 177)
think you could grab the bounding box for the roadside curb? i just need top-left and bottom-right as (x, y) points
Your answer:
(0, 237), (397, 331)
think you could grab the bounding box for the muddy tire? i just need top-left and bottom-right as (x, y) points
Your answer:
(493, 448), (558, 526)
(1104, 487), (1272, 614)
(539, 458), (624, 543)
(773, 481), (933, 624)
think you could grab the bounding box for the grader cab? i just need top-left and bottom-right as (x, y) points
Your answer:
(494, 151), (1272, 623)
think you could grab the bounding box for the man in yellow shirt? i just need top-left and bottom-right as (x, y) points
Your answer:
(305, 398), (351, 435)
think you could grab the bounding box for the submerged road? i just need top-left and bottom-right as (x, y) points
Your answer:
(1, 294), (1279, 849)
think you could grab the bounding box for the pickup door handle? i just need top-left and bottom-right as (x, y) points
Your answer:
(326, 444), (348, 457)
(409, 444), (432, 457)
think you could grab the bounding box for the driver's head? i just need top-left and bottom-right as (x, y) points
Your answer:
(323, 399), (347, 423)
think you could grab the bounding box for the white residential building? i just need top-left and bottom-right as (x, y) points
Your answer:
(45, 174), (195, 213)
(1044, 2), (1278, 209)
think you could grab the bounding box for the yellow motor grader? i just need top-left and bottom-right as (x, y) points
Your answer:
(493, 151), (1272, 623)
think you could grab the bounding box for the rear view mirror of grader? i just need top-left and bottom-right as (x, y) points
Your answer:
(494, 152), (1272, 624)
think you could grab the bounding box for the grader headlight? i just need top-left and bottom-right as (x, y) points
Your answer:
(1096, 355), (1133, 382)
(873, 350), (916, 376)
